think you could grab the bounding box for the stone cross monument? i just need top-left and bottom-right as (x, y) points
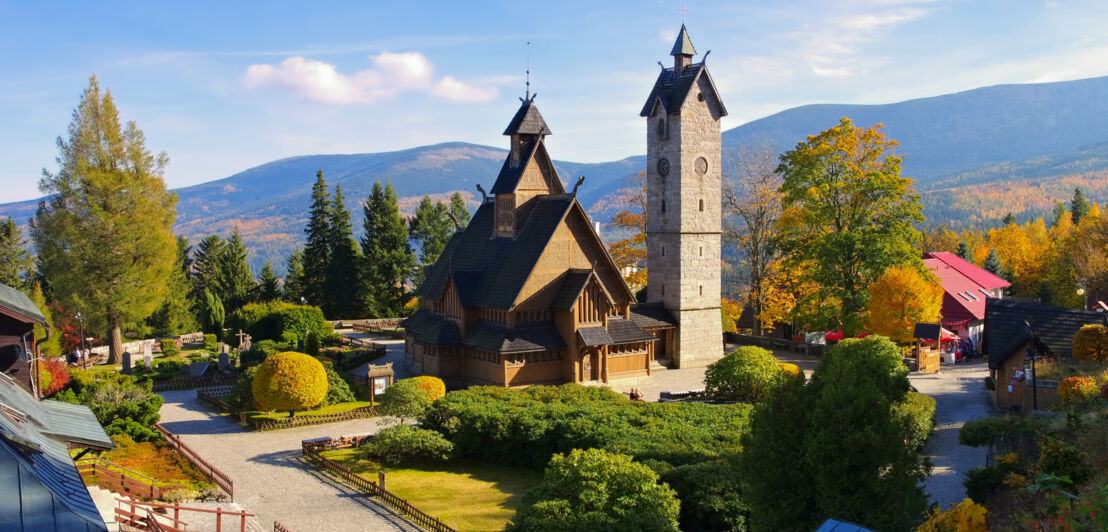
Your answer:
(641, 24), (727, 368)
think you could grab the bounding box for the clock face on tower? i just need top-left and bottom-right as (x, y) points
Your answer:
(695, 157), (708, 175)
(657, 158), (670, 177)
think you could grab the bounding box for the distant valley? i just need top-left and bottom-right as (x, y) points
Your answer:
(5, 75), (1108, 273)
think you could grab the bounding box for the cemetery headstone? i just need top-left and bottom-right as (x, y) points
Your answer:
(143, 352), (153, 369)
(121, 352), (132, 375)
(218, 352), (231, 372)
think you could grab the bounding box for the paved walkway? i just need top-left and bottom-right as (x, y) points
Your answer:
(909, 360), (995, 509)
(157, 389), (419, 532)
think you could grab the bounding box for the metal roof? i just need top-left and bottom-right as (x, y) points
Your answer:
(670, 24), (696, 56)
(0, 373), (113, 450)
(0, 283), (47, 325)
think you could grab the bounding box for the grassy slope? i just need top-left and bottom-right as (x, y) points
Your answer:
(247, 401), (374, 421)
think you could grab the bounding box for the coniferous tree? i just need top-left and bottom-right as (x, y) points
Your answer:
(983, 248), (1003, 275)
(1002, 212), (1016, 225)
(324, 185), (364, 318)
(191, 235), (226, 304)
(199, 289), (225, 335)
(409, 194), (452, 266)
(362, 181), (415, 316)
(283, 248), (305, 303)
(256, 261), (281, 302)
(1051, 201), (1068, 228)
(32, 75), (177, 362)
(302, 169), (332, 307)
(1072, 187), (1091, 225)
(0, 217), (32, 288)
(220, 228), (253, 313)
(148, 236), (200, 336)
(955, 241), (971, 261)
(449, 191), (471, 228)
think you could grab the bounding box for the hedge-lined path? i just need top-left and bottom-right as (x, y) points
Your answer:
(909, 360), (995, 510)
(157, 389), (420, 532)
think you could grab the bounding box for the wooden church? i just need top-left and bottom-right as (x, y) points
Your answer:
(403, 25), (725, 387)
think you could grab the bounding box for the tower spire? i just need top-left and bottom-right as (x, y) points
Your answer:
(671, 25), (696, 71)
(525, 41), (531, 101)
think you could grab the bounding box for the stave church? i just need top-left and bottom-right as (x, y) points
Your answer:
(402, 25), (725, 387)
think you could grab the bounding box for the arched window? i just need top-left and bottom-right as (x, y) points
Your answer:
(699, 199), (704, 212)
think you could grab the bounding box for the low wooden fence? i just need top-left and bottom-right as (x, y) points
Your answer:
(77, 457), (185, 500)
(273, 521), (293, 532)
(154, 424), (234, 501)
(252, 407), (377, 432)
(152, 374), (238, 392)
(197, 386), (235, 412)
(302, 440), (456, 532)
(115, 499), (254, 532)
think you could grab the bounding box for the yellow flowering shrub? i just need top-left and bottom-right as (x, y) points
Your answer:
(778, 362), (805, 382)
(252, 351), (328, 414)
(995, 452), (1019, 465)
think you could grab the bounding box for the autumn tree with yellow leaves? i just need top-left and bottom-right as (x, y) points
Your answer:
(865, 265), (944, 343)
(607, 171), (647, 293)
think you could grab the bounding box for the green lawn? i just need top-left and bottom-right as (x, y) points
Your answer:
(320, 448), (541, 532)
(247, 401), (375, 421)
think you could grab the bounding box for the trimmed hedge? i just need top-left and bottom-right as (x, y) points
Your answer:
(896, 392), (937, 450)
(359, 424), (453, 465)
(227, 301), (333, 344)
(420, 384), (751, 470)
(159, 338), (179, 357)
(704, 346), (786, 402)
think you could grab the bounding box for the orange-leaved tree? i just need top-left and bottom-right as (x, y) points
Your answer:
(865, 265), (944, 343)
(607, 171), (647, 292)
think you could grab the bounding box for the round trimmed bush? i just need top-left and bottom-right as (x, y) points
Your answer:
(704, 346), (785, 402)
(251, 351), (327, 415)
(411, 376), (446, 401)
(359, 424), (453, 465)
(1072, 324), (1108, 362)
(1059, 376), (1099, 406)
(778, 362), (805, 383)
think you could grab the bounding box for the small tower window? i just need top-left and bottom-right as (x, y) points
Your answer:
(662, 246), (666, 257)
(699, 247), (703, 256)
(656, 117), (666, 139)
(699, 285), (703, 296)
(699, 199), (704, 212)
(662, 285), (665, 297)
(698, 93), (706, 102)
(661, 199), (666, 213)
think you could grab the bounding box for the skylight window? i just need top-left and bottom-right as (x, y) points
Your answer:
(979, 289), (991, 298)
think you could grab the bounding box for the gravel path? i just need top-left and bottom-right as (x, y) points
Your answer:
(909, 360), (997, 509)
(157, 334), (418, 532)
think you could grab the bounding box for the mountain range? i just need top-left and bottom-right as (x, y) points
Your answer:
(5, 75), (1108, 274)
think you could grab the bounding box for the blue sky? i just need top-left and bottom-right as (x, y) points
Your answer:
(2, 0), (1107, 202)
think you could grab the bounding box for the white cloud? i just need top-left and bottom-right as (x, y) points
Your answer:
(660, 29), (677, 43)
(839, 8), (930, 31)
(812, 65), (854, 78)
(242, 51), (496, 104)
(432, 76), (498, 102)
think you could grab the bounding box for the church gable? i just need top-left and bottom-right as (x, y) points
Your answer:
(681, 68), (727, 119)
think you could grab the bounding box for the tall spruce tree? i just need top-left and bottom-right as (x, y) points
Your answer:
(1072, 187), (1092, 225)
(0, 216), (32, 289)
(409, 194), (452, 265)
(283, 248), (305, 303)
(449, 191), (471, 228)
(32, 75), (177, 362)
(148, 236), (199, 336)
(325, 185), (363, 318)
(362, 181), (415, 316)
(955, 241), (971, 261)
(302, 169), (332, 307)
(220, 228), (253, 313)
(256, 261), (281, 302)
(191, 235), (226, 304)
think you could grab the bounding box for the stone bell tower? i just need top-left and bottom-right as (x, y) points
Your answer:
(640, 25), (727, 368)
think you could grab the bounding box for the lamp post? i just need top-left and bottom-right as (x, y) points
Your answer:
(1077, 278), (1088, 310)
(75, 312), (86, 370)
(1025, 320), (1038, 412)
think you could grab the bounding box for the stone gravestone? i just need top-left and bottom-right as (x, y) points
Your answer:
(218, 352), (231, 373)
(142, 341), (153, 369)
(121, 352), (132, 375)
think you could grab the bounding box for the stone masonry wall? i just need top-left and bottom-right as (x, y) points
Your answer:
(645, 69), (724, 368)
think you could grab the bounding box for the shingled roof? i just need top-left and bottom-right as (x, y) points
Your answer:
(629, 303), (677, 329)
(577, 326), (613, 347)
(489, 137), (563, 195)
(984, 298), (1107, 369)
(670, 24), (696, 56)
(400, 310), (462, 346)
(607, 317), (658, 345)
(503, 99), (551, 136)
(640, 61), (728, 117)
(553, 270), (594, 311)
(420, 195), (581, 311)
(464, 323), (566, 353)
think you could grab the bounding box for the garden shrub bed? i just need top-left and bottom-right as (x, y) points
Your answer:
(319, 448), (540, 532)
(246, 401), (375, 422)
(84, 434), (216, 496)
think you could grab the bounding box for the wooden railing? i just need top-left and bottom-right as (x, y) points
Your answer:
(197, 386), (235, 412)
(252, 407), (377, 432)
(302, 440), (457, 532)
(77, 457), (186, 500)
(152, 374), (238, 392)
(154, 423), (234, 501)
(115, 499), (254, 532)
(273, 520), (293, 532)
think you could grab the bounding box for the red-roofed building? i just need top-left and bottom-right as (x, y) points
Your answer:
(923, 252), (1012, 351)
